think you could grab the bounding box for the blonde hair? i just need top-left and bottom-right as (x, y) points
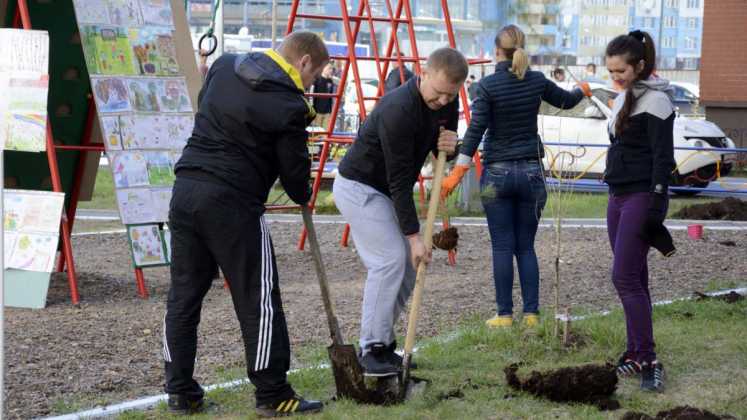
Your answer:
(495, 25), (529, 80)
(279, 31), (330, 69)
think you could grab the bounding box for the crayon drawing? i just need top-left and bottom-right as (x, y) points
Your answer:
(72, 0), (110, 24)
(128, 224), (167, 266)
(92, 77), (131, 113)
(110, 151), (150, 188)
(145, 151), (175, 186)
(127, 78), (160, 112)
(80, 25), (136, 76)
(129, 27), (179, 76)
(139, 0), (174, 27)
(8, 233), (57, 272)
(107, 0), (142, 26)
(165, 115), (193, 150)
(151, 187), (172, 222)
(157, 78), (192, 113)
(116, 188), (156, 224)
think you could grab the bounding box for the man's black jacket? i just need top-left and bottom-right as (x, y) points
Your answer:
(338, 77), (458, 236)
(175, 51), (313, 213)
(384, 66), (414, 93)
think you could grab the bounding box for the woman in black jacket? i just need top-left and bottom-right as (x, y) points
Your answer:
(441, 25), (591, 328)
(604, 30), (675, 393)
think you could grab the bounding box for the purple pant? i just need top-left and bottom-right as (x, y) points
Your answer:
(607, 192), (660, 364)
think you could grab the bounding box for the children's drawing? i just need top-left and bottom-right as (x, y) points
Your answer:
(8, 233), (57, 272)
(145, 151), (175, 186)
(127, 78), (160, 112)
(116, 188), (156, 224)
(107, 0), (142, 26)
(130, 114), (169, 149)
(72, 0), (110, 24)
(92, 77), (131, 113)
(3, 189), (64, 233)
(165, 115), (193, 150)
(0, 29), (49, 73)
(157, 78), (192, 112)
(80, 25), (136, 75)
(151, 187), (172, 222)
(169, 150), (182, 168)
(128, 224), (167, 266)
(139, 0), (174, 27)
(129, 27), (179, 76)
(3, 76), (48, 152)
(110, 151), (150, 187)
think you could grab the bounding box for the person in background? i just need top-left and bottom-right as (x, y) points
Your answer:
(467, 74), (479, 101)
(604, 30), (675, 393)
(312, 63), (336, 129)
(583, 62), (606, 84)
(440, 25), (591, 329)
(164, 31), (328, 417)
(552, 67), (566, 82)
(384, 60), (415, 92)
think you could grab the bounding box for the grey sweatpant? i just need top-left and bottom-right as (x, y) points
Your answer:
(332, 174), (416, 354)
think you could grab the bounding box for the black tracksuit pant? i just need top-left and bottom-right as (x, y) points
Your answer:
(163, 174), (294, 405)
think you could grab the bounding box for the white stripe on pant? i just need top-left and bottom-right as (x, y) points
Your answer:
(255, 216), (274, 371)
(333, 174), (417, 355)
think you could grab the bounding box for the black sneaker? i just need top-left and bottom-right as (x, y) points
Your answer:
(360, 343), (400, 377)
(385, 341), (417, 369)
(640, 361), (665, 392)
(256, 395), (323, 417)
(616, 352), (642, 377)
(167, 394), (205, 415)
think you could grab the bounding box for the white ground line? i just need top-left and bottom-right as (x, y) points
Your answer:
(39, 287), (746, 420)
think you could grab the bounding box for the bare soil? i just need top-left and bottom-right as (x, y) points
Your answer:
(622, 405), (738, 420)
(673, 197), (747, 221)
(4, 223), (747, 419)
(504, 363), (619, 410)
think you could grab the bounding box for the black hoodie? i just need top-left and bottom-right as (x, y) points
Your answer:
(175, 51), (314, 213)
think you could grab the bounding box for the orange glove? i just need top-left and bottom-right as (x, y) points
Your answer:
(577, 81), (592, 97)
(440, 165), (470, 199)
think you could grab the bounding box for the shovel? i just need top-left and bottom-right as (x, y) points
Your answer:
(400, 150), (448, 399)
(301, 207), (388, 404)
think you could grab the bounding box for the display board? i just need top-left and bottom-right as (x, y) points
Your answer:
(71, 0), (194, 267)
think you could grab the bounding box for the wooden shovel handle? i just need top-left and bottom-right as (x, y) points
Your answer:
(302, 207), (344, 346)
(403, 151), (447, 357)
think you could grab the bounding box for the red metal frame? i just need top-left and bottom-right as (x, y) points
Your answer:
(282, 0), (487, 265)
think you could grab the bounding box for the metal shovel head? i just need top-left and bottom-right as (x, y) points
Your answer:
(327, 343), (393, 405)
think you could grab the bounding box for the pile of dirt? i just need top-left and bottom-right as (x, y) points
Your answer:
(432, 227), (459, 251)
(622, 405), (738, 419)
(672, 197), (747, 221)
(504, 363), (619, 410)
(693, 291), (745, 304)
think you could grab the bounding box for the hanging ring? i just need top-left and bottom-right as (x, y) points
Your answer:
(198, 32), (218, 57)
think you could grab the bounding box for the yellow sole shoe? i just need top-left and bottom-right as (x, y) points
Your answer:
(485, 315), (513, 328)
(523, 314), (539, 327)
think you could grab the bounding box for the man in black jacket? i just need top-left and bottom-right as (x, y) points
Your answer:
(164, 31), (327, 417)
(333, 48), (468, 377)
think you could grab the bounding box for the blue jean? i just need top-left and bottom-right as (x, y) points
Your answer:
(480, 160), (547, 316)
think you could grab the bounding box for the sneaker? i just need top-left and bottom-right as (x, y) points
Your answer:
(360, 343), (400, 377)
(167, 394), (205, 415)
(616, 353), (643, 377)
(485, 315), (513, 328)
(256, 395), (323, 417)
(523, 314), (539, 327)
(384, 341), (417, 369)
(640, 361), (665, 392)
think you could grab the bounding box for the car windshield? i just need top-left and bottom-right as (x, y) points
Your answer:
(539, 88), (616, 119)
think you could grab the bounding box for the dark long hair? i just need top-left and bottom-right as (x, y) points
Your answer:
(605, 30), (656, 134)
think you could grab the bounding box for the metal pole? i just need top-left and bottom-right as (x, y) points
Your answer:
(271, 0), (278, 48)
(658, 0), (664, 68)
(216, 0), (224, 55)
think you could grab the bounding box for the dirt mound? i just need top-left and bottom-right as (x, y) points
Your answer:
(622, 405), (737, 420)
(504, 363), (618, 410)
(693, 291), (744, 304)
(672, 197), (747, 221)
(432, 227), (459, 251)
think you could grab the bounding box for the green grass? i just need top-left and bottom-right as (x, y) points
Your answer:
(81, 168), (723, 220)
(118, 297), (747, 420)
